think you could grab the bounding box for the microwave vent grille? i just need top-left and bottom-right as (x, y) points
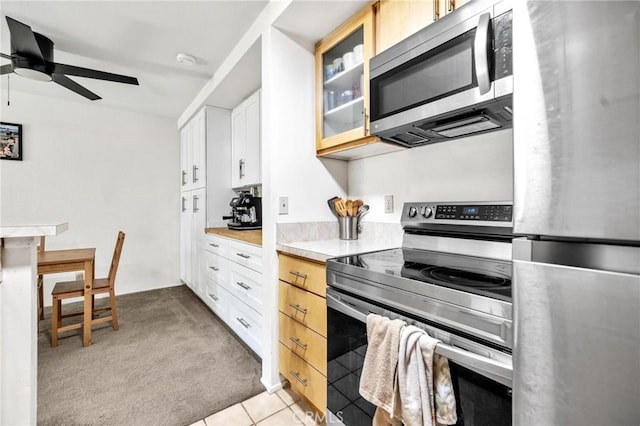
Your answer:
(390, 131), (430, 146)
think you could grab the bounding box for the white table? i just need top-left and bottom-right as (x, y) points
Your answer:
(0, 223), (69, 426)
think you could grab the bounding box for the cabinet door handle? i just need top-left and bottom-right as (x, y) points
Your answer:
(182, 197), (187, 212)
(182, 170), (187, 186)
(288, 303), (308, 315)
(209, 266), (219, 272)
(236, 317), (251, 328)
(239, 159), (245, 179)
(289, 337), (308, 350)
(289, 371), (308, 387)
(236, 252), (251, 259)
(433, 0), (440, 21)
(192, 165), (199, 183)
(193, 195), (199, 212)
(208, 293), (219, 301)
(236, 281), (251, 290)
(289, 271), (308, 280)
(209, 243), (219, 248)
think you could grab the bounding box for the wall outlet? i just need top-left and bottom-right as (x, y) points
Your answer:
(384, 195), (394, 213)
(279, 196), (288, 215)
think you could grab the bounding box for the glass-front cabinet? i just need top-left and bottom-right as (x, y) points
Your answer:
(315, 5), (385, 158)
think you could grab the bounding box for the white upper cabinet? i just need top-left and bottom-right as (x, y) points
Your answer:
(180, 109), (207, 192)
(231, 89), (261, 188)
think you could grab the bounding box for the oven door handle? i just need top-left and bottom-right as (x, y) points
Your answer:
(327, 291), (512, 387)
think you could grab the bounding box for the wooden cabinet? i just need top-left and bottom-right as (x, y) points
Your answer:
(231, 89), (261, 188)
(278, 253), (327, 414)
(376, 0), (472, 54)
(202, 233), (263, 357)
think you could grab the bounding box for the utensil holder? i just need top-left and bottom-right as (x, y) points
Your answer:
(338, 216), (359, 240)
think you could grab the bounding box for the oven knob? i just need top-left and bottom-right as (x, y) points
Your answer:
(420, 206), (433, 218)
(408, 206), (417, 218)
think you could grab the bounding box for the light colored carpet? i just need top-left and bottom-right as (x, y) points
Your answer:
(37, 285), (264, 426)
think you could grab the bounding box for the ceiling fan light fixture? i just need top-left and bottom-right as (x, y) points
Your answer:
(176, 53), (196, 66)
(14, 67), (52, 82)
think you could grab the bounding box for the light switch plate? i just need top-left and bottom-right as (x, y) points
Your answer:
(279, 196), (288, 215)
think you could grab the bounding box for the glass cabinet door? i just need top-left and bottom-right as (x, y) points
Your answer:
(321, 26), (365, 140)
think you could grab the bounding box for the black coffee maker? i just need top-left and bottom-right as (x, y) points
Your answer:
(223, 192), (262, 230)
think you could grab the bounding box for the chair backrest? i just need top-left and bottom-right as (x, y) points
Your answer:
(107, 231), (126, 289)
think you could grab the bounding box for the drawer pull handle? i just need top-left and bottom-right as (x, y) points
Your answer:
(236, 252), (251, 259)
(209, 266), (219, 271)
(236, 317), (251, 328)
(288, 303), (308, 315)
(236, 281), (251, 290)
(289, 271), (308, 280)
(289, 337), (308, 350)
(209, 243), (219, 248)
(289, 371), (308, 387)
(208, 293), (219, 301)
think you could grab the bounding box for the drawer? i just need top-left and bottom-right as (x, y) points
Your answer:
(229, 261), (263, 314)
(279, 343), (326, 414)
(279, 312), (327, 376)
(227, 295), (262, 357)
(205, 234), (228, 257)
(279, 281), (327, 337)
(278, 253), (326, 297)
(203, 250), (229, 283)
(203, 277), (229, 322)
(229, 240), (262, 273)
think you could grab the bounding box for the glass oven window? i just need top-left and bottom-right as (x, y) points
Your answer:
(371, 29), (477, 121)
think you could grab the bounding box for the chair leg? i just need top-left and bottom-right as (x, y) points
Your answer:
(51, 296), (59, 347)
(38, 276), (44, 320)
(92, 294), (96, 319)
(110, 290), (119, 331)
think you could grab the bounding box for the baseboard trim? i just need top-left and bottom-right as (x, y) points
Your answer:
(261, 376), (283, 394)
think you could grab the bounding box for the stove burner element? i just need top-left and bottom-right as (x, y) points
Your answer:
(421, 266), (509, 288)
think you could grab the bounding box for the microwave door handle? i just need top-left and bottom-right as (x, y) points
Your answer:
(474, 12), (491, 95)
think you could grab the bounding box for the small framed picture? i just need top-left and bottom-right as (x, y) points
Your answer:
(0, 122), (22, 161)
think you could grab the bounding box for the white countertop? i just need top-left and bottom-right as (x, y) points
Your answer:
(276, 238), (399, 263)
(0, 223), (69, 238)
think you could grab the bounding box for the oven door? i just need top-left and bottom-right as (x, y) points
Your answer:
(326, 288), (512, 426)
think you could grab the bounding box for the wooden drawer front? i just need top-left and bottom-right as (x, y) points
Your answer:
(205, 234), (228, 257)
(204, 277), (229, 321)
(279, 344), (326, 414)
(228, 296), (262, 357)
(229, 240), (262, 272)
(278, 254), (326, 297)
(204, 250), (229, 283)
(279, 313), (327, 376)
(279, 281), (327, 337)
(229, 262), (263, 314)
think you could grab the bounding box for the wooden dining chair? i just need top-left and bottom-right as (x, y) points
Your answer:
(51, 231), (125, 346)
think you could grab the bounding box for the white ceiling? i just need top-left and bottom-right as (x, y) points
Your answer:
(0, 0), (370, 120)
(0, 1), (269, 119)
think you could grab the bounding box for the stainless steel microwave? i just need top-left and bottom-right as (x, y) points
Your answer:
(370, 0), (512, 147)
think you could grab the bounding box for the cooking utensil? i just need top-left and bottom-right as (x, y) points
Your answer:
(334, 198), (347, 217)
(346, 199), (353, 216)
(327, 197), (340, 218)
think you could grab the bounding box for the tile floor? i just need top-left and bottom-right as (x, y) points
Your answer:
(188, 387), (324, 426)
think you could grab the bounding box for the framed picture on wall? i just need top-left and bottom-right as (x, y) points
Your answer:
(0, 122), (22, 161)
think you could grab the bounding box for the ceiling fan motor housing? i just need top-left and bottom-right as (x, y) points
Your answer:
(11, 31), (54, 80)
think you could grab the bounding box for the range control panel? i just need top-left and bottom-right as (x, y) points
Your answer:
(435, 204), (512, 221)
(401, 201), (513, 229)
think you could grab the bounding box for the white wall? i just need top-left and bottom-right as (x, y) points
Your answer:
(348, 129), (513, 222)
(0, 91), (180, 304)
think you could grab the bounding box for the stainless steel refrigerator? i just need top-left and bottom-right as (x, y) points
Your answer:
(512, 1), (640, 425)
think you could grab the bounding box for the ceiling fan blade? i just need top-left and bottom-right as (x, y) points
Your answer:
(5, 17), (45, 63)
(0, 53), (11, 60)
(53, 63), (138, 85)
(0, 64), (12, 75)
(52, 74), (101, 101)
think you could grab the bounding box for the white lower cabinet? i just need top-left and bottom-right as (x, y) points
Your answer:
(201, 233), (262, 357)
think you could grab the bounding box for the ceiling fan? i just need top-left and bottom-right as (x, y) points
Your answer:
(0, 16), (139, 101)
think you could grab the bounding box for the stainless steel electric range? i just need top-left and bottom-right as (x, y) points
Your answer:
(325, 201), (514, 426)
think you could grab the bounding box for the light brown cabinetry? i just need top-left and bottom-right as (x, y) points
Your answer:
(277, 253), (327, 414)
(376, 0), (472, 54)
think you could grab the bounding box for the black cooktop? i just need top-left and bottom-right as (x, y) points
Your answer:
(333, 247), (512, 302)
